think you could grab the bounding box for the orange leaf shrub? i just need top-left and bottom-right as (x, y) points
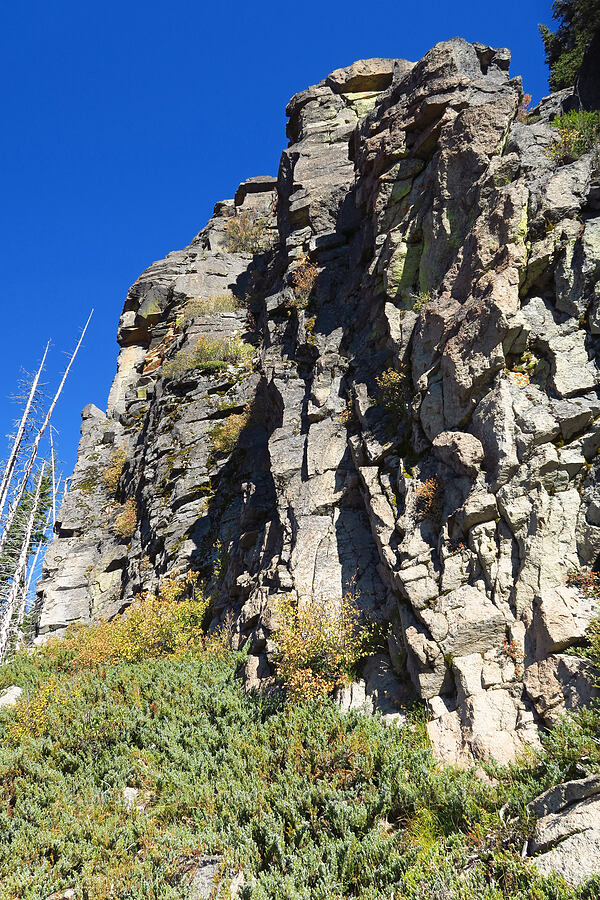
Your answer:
(517, 92), (532, 123)
(415, 475), (443, 523)
(567, 567), (600, 600)
(273, 593), (369, 701)
(508, 370), (530, 388)
(290, 256), (319, 309)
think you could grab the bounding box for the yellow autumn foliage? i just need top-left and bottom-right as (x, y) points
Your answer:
(42, 574), (209, 671)
(273, 592), (369, 701)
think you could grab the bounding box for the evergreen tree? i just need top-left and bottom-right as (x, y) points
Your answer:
(540, 0), (600, 91)
(0, 475), (51, 595)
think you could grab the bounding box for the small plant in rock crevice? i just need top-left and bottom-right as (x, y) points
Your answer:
(415, 475), (444, 523)
(224, 212), (274, 254)
(114, 497), (137, 539)
(411, 289), (434, 313)
(501, 636), (525, 678)
(102, 446), (127, 495)
(209, 408), (249, 458)
(547, 110), (600, 165)
(375, 367), (409, 428)
(516, 93), (532, 123)
(567, 567), (600, 600)
(565, 569), (600, 668)
(290, 255), (319, 310)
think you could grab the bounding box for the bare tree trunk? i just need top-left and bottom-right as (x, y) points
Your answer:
(0, 343), (49, 522)
(49, 426), (57, 525)
(0, 464), (46, 660)
(0, 312), (92, 563)
(14, 503), (54, 650)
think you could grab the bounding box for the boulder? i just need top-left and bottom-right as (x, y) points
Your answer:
(529, 777), (600, 886)
(432, 431), (484, 477)
(524, 654), (600, 725)
(326, 58), (401, 94)
(0, 686), (22, 708)
(437, 586), (506, 658)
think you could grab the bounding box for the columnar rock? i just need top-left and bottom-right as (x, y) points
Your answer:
(38, 38), (600, 789)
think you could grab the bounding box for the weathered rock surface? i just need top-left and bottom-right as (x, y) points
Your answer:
(528, 776), (600, 886)
(37, 36), (600, 809)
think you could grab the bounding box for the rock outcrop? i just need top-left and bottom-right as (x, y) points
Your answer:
(527, 776), (600, 886)
(38, 39), (600, 786)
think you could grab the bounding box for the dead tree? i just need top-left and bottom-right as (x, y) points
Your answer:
(0, 464), (46, 659)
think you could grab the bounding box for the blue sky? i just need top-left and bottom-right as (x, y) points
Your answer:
(0, 0), (553, 479)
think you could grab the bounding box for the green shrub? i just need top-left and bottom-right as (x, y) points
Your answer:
(548, 110), (600, 164)
(0, 610), (599, 897)
(184, 293), (241, 317)
(209, 408), (249, 457)
(411, 290), (434, 313)
(224, 212), (273, 253)
(163, 335), (254, 379)
(376, 367), (409, 427)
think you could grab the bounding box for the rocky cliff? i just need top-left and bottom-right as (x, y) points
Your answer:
(37, 39), (600, 768)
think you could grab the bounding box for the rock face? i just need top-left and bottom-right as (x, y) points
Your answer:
(38, 40), (600, 779)
(528, 776), (600, 886)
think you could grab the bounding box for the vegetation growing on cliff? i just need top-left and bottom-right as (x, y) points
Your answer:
(0, 601), (598, 899)
(290, 256), (319, 310)
(273, 592), (369, 700)
(185, 293), (242, 317)
(209, 408), (249, 457)
(548, 110), (600, 163)
(224, 213), (274, 254)
(162, 336), (254, 379)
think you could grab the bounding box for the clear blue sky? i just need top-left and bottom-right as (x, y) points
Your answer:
(0, 0), (553, 478)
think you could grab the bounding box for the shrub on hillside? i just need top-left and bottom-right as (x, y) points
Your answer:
(0, 598), (599, 896)
(42, 574), (209, 670)
(273, 592), (370, 700)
